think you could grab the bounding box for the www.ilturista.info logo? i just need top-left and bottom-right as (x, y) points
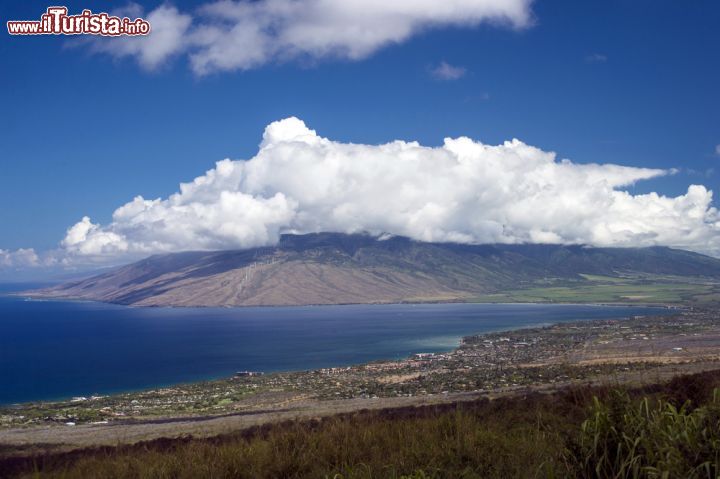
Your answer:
(7, 6), (151, 36)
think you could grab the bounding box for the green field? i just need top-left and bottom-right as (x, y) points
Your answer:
(472, 274), (720, 304)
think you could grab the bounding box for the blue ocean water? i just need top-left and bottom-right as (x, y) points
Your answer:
(0, 285), (672, 405)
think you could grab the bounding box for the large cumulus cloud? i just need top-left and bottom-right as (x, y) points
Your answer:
(58, 117), (720, 261)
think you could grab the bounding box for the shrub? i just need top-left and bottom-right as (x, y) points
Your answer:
(575, 388), (720, 479)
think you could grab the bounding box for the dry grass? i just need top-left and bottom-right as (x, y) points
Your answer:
(5, 370), (720, 479)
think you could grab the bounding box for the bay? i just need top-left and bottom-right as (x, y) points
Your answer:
(0, 286), (671, 404)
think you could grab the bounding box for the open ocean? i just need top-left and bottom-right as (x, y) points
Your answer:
(0, 284), (672, 404)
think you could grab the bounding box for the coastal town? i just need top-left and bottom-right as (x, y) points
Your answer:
(2, 307), (719, 432)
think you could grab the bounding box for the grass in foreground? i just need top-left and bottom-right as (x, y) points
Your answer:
(4, 370), (720, 478)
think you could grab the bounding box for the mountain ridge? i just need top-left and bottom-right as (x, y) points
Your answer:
(31, 233), (720, 307)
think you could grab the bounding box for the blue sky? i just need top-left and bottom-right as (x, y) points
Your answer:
(1, 0), (719, 272)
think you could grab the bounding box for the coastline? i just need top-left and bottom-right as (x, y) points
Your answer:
(0, 299), (674, 407)
(13, 287), (682, 310)
(2, 306), (720, 458)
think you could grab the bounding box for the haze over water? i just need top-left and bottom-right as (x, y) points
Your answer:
(0, 286), (672, 404)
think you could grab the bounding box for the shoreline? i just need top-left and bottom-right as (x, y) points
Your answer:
(3, 306), (720, 457)
(1, 303), (678, 408)
(10, 288), (681, 310)
(0, 300), (676, 409)
(3, 360), (720, 459)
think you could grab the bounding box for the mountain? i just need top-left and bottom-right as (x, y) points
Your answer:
(31, 233), (720, 307)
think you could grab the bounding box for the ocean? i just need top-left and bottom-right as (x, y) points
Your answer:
(0, 285), (672, 404)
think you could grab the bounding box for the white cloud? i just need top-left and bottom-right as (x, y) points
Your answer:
(83, 0), (533, 74)
(86, 4), (192, 70)
(0, 248), (40, 268)
(715, 144), (720, 156)
(61, 216), (129, 256)
(55, 117), (720, 262)
(431, 61), (467, 80)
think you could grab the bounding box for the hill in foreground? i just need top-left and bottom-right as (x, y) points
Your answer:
(33, 233), (720, 307)
(4, 370), (720, 478)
